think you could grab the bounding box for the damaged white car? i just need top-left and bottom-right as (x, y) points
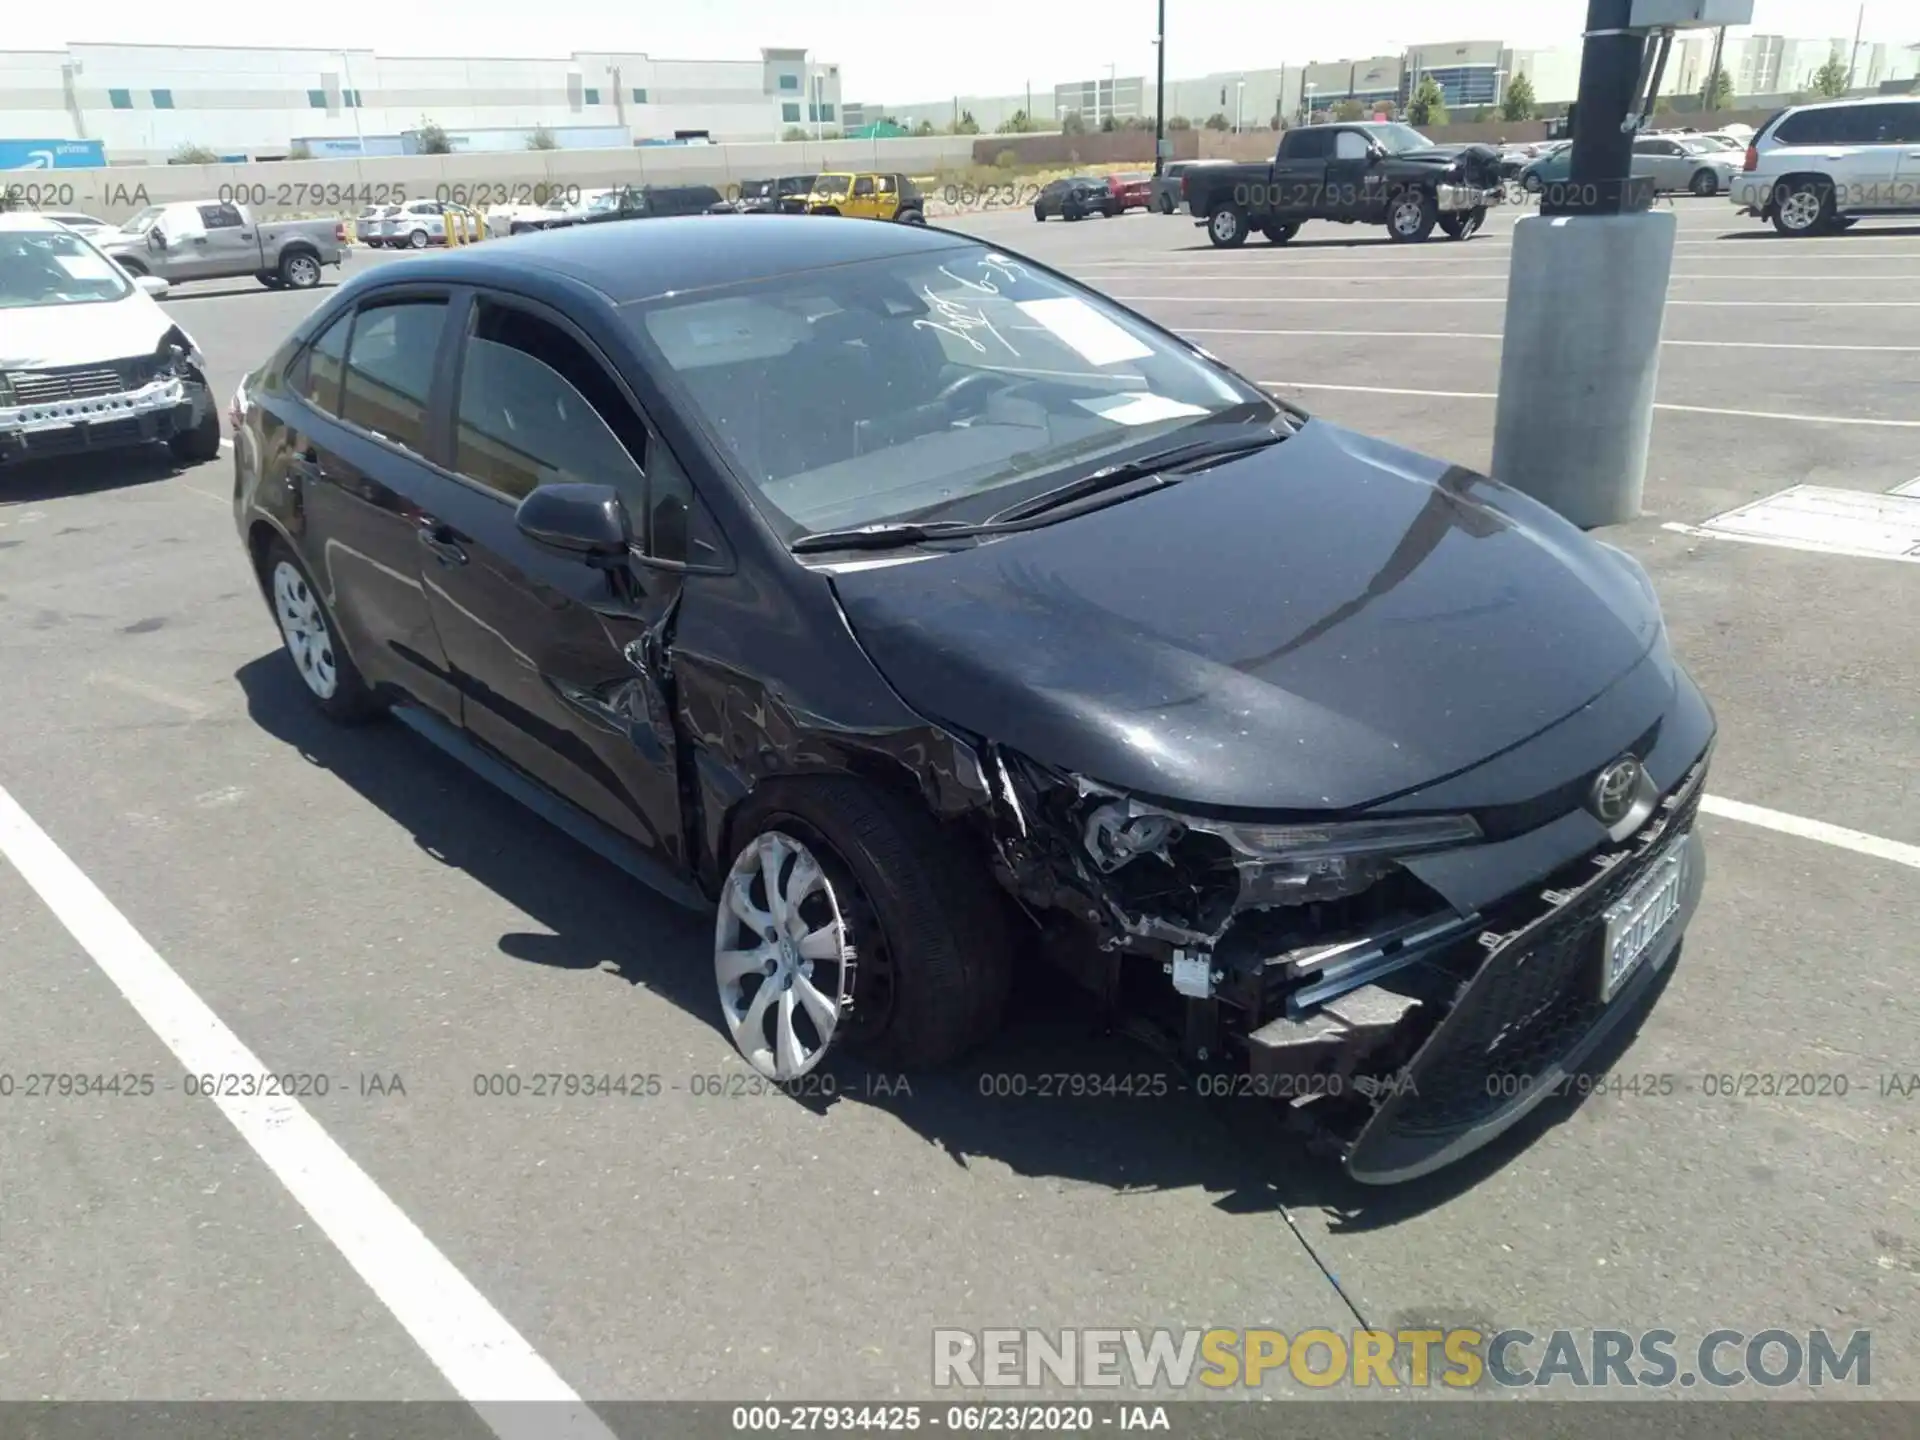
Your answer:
(0, 211), (220, 468)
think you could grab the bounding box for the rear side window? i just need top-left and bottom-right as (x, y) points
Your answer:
(1772, 106), (1900, 146)
(290, 312), (351, 415)
(341, 299), (447, 453)
(1286, 129), (1332, 160)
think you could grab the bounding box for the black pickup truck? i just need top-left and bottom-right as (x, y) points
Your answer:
(1183, 122), (1504, 247)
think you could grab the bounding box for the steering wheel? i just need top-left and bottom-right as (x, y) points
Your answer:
(935, 370), (1009, 413)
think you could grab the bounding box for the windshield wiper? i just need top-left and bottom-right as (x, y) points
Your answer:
(986, 430), (1289, 526)
(789, 520), (988, 554)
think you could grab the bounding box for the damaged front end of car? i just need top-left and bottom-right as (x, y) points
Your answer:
(978, 745), (1709, 1184)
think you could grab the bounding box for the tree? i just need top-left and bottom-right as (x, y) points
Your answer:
(1811, 57), (1850, 98)
(1203, 112), (1230, 131)
(1405, 74), (1449, 127)
(415, 119), (452, 154)
(1099, 113), (1117, 132)
(783, 125), (810, 142)
(911, 119), (937, 137)
(1061, 109), (1088, 135)
(1500, 72), (1536, 121)
(948, 109), (979, 135)
(1701, 67), (1733, 110)
(526, 125), (558, 150)
(171, 143), (219, 165)
(1166, 114), (1193, 130)
(1332, 99), (1367, 121)
(995, 109), (1036, 134)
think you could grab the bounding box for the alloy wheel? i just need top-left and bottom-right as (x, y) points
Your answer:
(1392, 198), (1425, 236)
(271, 560), (338, 700)
(715, 830), (854, 1081)
(1779, 188), (1823, 232)
(285, 255), (321, 287)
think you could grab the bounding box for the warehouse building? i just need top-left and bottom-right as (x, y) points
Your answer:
(0, 42), (843, 163)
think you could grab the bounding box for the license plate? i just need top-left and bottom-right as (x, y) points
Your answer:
(1598, 836), (1689, 1001)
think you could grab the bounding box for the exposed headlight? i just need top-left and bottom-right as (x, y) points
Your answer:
(1215, 814), (1483, 907)
(0, 372), (13, 407)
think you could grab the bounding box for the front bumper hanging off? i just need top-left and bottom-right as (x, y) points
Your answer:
(0, 372), (209, 464)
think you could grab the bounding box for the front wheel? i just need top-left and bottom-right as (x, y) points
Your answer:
(1387, 189), (1438, 242)
(1261, 221), (1299, 245)
(262, 540), (384, 724)
(1207, 203), (1250, 248)
(168, 397), (222, 465)
(1439, 206), (1486, 240)
(1523, 172), (1544, 195)
(1689, 169), (1720, 197)
(897, 209), (926, 226)
(716, 780), (1011, 1080)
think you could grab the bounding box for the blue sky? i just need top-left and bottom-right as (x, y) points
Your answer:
(15, 0), (1911, 99)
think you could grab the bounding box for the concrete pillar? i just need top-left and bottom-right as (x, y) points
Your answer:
(1490, 208), (1678, 529)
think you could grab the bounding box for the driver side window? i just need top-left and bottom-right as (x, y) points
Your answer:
(452, 300), (698, 562)
(1333, 131), (1371, 161)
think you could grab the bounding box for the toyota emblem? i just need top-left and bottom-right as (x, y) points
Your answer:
(1589, 758), (1643, 825)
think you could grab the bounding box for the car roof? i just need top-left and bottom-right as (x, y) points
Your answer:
(1782, 93), (1918, 113)
(368, 213), (977, 305)
(0, 211), (63, 234)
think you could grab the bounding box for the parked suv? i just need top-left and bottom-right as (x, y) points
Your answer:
(804, 173), (926, 224)
(1730, 96), (1920, 235)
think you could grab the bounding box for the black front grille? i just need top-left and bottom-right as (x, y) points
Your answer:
(1371, 780), (1704, 1140)
(6, 358), (159, 406)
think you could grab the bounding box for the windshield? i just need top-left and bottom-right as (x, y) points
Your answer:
(1679, 138), (1724, 153)
(122, 206), (165, 233)
(625, 245), (1275, 541)
(1373, 124), (1436, 155)
(588, 191), (625, 212)
(0, 227), (134, 309)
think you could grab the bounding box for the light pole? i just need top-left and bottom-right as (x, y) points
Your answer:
(1153, 0), (1166, 175)
(1235, 79), (1245, 132)
(1845, 3), (1865, 91)
(1303, 81), (1316, 123)
(340, 51), (364, 149)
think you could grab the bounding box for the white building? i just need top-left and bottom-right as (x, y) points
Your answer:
(0, 42), (845, 162)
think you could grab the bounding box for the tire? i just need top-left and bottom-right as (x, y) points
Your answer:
(407, 228), (429, 249)
(261, 539), (383, 724)
(1387, 188), (1439, 243)
(1033, 203), (1046, 222)
(1156, 192), (1175, 214)
(279, 249), (322, 289)
(1689, 169), (1720, 197)
(1523, 172), (1543, 194)
(1261, 221), (1299, 245)
(1772, 179), (1833, 236)
(898, 209), (926, 226)
(168, 395), (221, 465)
(1064, 205), (1083, 222)
(1439, 206), (1486, 240)
(1206, 203), (1250, 248)
(716, 778), (1012, 1080)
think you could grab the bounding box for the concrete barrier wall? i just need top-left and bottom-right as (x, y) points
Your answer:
(5, 136), (985, 222)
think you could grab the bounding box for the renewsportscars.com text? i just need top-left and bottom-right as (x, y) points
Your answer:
(932, 1327), (1872, 1390)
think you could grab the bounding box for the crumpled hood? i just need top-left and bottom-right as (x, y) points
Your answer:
(0, 293), (185, 372)
(1401, 144), (1504, 186)
(830, 420), (1667, 814)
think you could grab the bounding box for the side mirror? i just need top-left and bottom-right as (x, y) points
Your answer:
(514, 483), (632, 561)
(133, 274), (171, 298)
(147, 227), (165, 251)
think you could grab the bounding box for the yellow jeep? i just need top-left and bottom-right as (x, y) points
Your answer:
(805, 172), (927, 224)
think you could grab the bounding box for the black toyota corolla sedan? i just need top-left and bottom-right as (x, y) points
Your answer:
(229, 215), (1712, 1184)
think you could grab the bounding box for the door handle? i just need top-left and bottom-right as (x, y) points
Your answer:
(240, 231), (254, 239)
(416, 520), (468, 566)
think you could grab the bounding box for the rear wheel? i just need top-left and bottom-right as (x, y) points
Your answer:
(1156, 192), (1175, 214)
(716, 780), (1011, 1080)
(1388, 189), (1439, 242)
(407, 228), (429, 249)
(1207, 203), (1250, 248)
(897, 209), (926, 226)
(262, 540), (383, 724)
(279, 250), (322, 289)
(1523, 172), (1544, 194)
(1689, 168), (1720, 197)
(1033, 203), (1046, 222)
(1772, 179), (1833, 235)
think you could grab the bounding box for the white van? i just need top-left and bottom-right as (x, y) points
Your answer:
(0, 212), (220, 467)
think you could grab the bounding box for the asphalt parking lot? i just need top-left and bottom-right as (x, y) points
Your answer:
(2, 196), (1916, 1413)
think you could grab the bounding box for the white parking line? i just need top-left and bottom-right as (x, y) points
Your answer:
(0, 782), (616, 1440)
(1700, 796), (1920, 871)
(1084, 271), (1918, 282)
(1264, 381), (1920, 428)
(1185, 328), (1920, 354)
